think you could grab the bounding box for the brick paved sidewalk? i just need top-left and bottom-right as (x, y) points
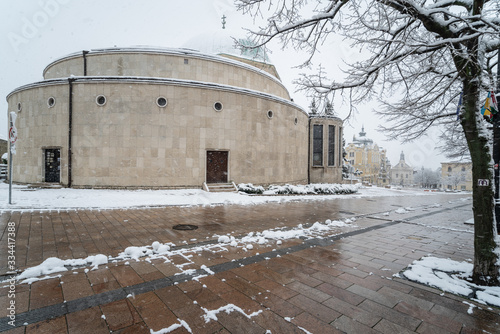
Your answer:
(1, 193), (499, 333)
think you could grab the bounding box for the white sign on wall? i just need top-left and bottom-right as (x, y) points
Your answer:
(478, 179), (489, 186)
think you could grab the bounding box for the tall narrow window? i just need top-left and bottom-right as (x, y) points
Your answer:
(328, 125), (335, 166)
(313, 124), (323, 166)
(338, 127), (343, 166)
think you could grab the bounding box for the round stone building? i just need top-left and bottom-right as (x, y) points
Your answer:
(6, 46), (343, 189)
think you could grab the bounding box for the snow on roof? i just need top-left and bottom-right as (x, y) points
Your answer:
(41, 46), (282, 89)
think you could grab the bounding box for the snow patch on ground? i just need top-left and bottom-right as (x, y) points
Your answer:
(5, 217), (355, 285)
(201, 304), (263, 323)
(218, 219), (352, 247)
(150, 319), (193, 334)
(15, 255), (108, 284)
(401, 256), (500, 308)
(394, 207), (415, 214)
(151, 303), (267, 334)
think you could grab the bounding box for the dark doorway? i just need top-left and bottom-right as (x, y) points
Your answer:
(44, 149), (60, 183)
(206, 151), (228, 183)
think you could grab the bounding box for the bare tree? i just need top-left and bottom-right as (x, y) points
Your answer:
(416, 167), (441, 188)
(237, 0), (500, 285)
(438, 120), (471, 160)
(442, 169), (469, 190)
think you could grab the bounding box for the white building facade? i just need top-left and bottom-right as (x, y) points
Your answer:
(390, 151), (414, 186)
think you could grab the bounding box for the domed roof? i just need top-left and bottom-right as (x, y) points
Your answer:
(183, 28), (270, 63)
(352, 126), (374, 146)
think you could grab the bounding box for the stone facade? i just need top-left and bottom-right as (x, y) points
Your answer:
(309, 115), (344, 184)
(441, 162), (472, 191)
(7, 47), (343, 188)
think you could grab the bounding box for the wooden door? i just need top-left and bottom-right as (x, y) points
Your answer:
(206, 151), (228, 183)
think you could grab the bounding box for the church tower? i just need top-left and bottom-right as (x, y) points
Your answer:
(390, 150), (414, 186)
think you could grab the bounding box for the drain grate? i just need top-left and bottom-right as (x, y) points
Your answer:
(173, 224), (198, 231)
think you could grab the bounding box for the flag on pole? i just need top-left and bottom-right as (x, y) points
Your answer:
(481, 91), (498, 121)
(491, 91), (498, 114)
(456, 91), (463, 121)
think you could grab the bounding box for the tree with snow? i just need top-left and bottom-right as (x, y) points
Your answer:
(237, 0), (500, 285)
(416, 167), (441, 188)
(442, 170), (468, 190)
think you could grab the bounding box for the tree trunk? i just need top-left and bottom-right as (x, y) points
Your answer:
(461, 78), (500, 286)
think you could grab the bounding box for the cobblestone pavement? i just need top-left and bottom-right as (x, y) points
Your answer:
(1, 191), (500, 333)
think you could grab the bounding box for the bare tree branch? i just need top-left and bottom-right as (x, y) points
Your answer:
(236, 0), (500, 285)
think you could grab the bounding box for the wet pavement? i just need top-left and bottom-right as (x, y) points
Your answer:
(1, 190), (499, 333)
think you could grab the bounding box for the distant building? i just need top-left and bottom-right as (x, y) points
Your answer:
(345, 127), (391, 186)
(441, 162), (472, 191)
(390, 151), (414, 186)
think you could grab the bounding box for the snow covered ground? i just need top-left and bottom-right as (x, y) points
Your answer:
(3, 183), (497, 318)
(1, 182), (438, 211)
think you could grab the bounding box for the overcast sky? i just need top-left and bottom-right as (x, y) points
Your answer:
(1, 0), (447, 169)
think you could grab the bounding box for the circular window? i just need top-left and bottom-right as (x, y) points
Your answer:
(267, 110), (274, 119)
(47, 97), (56, 108)
(96, 95), (106, 106)
(294, 117), (298, 125)
(17, 102), (22, 112)
(156, 97), (168, 108)
(213, 102), (223, 112)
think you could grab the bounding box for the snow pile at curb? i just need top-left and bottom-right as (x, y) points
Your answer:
(1, 182), (449, 211)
